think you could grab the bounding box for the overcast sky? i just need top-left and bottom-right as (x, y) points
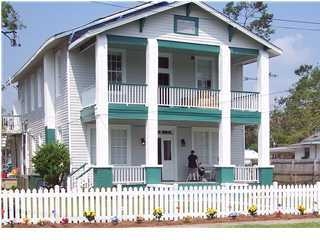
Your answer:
(2, 1), (320, 111)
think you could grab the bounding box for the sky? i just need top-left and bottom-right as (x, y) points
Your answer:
(2, 1), (320, 111)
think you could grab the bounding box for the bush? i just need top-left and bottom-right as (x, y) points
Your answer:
(32, 142), (70, 188)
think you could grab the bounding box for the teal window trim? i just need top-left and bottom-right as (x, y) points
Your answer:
(230, 47), (259, 56)
(174, 15), (199, 36)
(107, 35), (147, 46)
(158, 40), (219, 54)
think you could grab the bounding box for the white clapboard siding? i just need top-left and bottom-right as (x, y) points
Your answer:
(1, 183), (320, 224)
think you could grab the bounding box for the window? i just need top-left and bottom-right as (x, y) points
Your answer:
(158, 55), (171, 86)
(108, 51), (125, 83)
(193, 131), (209, 165)
(196, 58), (212, 89)
(174, 15), (199, 36)
(90, 128), (96, 165)
(302, 148), (310, 159)
(37, 67), (43, 108)
(56, 127), (63, 142)
(30, 76), (35, 111)
(55, 50), (62, 97)
(111, 128), (128, 165)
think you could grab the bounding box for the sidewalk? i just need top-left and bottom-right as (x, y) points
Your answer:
(161, 217), (320, 228)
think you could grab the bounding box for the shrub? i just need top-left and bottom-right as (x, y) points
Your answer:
(298, 205), (305, 215)
(206, 208), (217, 219)
(32, 142), (70, 188)
(83, 210), (96, 222)
(182, 216), (193, 223)
(248, 205), (257, 216)
(153, 208), (163, 221)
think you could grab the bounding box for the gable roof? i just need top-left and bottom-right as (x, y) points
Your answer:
(11, 1), (282, 83)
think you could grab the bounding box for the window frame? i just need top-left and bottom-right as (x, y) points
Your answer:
(108, 48), (127, 84)
(191, 127), (218, 166)
(174, 15), (199, 36)
(158, 53), (173, 86)
(194, 56), (215, 89)
(109, 125), (131, 165)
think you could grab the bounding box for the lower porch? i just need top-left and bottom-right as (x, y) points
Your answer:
(68, 119), (269, 190)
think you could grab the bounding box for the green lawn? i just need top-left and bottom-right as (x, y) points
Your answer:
(223, 222), (320, 228)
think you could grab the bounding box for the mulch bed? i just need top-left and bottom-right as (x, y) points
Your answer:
(3, 213), (320, 228)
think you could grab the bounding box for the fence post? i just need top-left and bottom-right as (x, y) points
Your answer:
(173, 184), (178, 221)
(117, 184), (122, 221)
(316, 182), (320, 212)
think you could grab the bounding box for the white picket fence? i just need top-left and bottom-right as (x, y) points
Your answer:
(1, 183), (320, 224)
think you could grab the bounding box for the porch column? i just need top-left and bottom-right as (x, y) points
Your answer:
(94, 33), (112, 187)
(43, 51), (56, 143)
(216, 44), (234, 183)
(145, 38), (161, 184)
(257, 49), (273, 185)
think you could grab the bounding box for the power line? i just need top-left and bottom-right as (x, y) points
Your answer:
(273, 25), (320, 31)
(271, 18), (320, 25)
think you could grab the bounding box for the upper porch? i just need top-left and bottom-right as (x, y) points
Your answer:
(76, 35), (262, 124)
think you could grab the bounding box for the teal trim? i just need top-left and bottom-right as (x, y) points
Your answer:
(45, 127), (56, 144)
(139, 18), (145, 33)
(94, 167), (113, 188)
(230, 47), (259, 56)
(174, 15), (199, 36)
(145, 166), (162, 184)
(107, 35), (147, 46)
(231, 110), (261, 125)
(258, 167), (274, 185)
(158, 40), (219, 54)
(80, 106), (96, 123)
(228, 25), (235, 42)
(80, 104), (148, 122)
(159, 107), (221, 122)
(109, 104), (148, 120)
(215, 166), (235, 183)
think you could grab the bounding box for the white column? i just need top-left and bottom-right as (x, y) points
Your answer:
(257, 50), (270, 166)
(95, 33), (109, 166)
(145, 39), (158, 166)
(218, 44), (231, 166)
(43, 51), (56, 129)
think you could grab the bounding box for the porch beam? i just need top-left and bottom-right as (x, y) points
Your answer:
(145, 38), (160, 170)
(95, 33), (109, 167)
(257, 50), (270, 168)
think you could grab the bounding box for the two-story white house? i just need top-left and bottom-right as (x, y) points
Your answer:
(6, 1), (282, 189)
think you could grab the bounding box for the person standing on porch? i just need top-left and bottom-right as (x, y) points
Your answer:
(187, 150), (199, 181)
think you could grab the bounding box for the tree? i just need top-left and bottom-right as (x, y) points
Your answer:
(245, 125), (258, 151)
(271, 65), (320, 146)
(32, 142), (70, 188)
(2, 1), (25, 46)
(223, 1), (274, 40)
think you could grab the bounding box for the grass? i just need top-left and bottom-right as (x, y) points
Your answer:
(222, 222), (320, 228)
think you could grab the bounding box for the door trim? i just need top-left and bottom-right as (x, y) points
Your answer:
(194, 56), (215, 89)
(159, 125), (177, 181)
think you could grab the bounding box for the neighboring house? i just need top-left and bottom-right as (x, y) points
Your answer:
(271, 131), (320, 184)
(4, 1), (282, 189)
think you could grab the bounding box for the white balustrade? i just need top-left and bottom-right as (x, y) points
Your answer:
(158, 86), (219, 108)
(231, 91), (259, 111)
(234, 166), (259, 183)
(2, 115), (22, 134)
(80, 84), (147, 108)
(112, 166), (145, 184)
(108, 83), (146, 104)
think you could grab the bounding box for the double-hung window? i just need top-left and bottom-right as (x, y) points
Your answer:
(108, 50), (125, 84)
(110, 128), (128, 165)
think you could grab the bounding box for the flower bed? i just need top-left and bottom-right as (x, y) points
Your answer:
(3, 213), (319, 228)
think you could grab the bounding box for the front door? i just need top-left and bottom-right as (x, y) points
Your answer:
(158, 134), (175, 181)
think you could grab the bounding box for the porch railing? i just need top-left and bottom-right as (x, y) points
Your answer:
(112, 166), (145, 184)
(234, 166), (259, 183)
(109, 83), (146, 104)
(80, 83), (147, 108)
(158, 86), (219, 109)
(231, 91), (259, 111)
(2, 115), (22, 134)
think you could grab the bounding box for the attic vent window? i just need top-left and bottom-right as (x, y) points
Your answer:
(174, 15), (199, 36)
